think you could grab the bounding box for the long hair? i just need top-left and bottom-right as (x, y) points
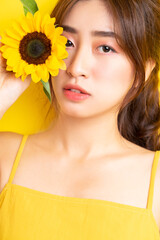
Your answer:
(50, 0), (160, 151)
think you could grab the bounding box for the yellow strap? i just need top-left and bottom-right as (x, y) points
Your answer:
(147, 151), (160, 210)
(8, 135), (28, 184)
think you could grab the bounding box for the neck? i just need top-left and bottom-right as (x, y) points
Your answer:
(47, 111), (127, 161)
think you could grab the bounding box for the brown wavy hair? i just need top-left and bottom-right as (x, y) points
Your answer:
(49, 0), (160, 151)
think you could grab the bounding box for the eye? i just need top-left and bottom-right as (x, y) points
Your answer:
(98, 45), (116, 53)
(66, 39), (74, 47)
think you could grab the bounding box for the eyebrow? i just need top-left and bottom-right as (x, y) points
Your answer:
(61, 25), (118, 38)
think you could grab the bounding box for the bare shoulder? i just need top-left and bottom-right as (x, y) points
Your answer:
(0, 131), (23, 158)
(128, 141), (160, 229)
(121, 137), (156, 161)
(0, 131), (23, 192)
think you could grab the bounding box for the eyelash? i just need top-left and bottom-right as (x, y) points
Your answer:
(97, 45), (116, 53)
(65, 39), (116, 53)
(66, 39), (74, 47)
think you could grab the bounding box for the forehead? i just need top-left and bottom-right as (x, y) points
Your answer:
(62, 0), (114, 32)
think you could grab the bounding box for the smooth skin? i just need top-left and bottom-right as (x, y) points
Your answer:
(0, 0), (160, 231)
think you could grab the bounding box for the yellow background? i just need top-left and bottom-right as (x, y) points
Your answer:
(0, 0), (58, 134)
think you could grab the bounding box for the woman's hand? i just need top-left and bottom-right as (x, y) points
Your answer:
(0, 39), (31, 119)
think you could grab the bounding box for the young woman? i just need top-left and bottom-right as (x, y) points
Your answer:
(0, 0), (160, 239)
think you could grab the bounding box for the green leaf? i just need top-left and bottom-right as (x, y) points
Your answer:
(20, 0), (39, 15)
(41, 80), (52, 102)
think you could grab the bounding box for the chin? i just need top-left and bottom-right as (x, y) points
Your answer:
(61, 108), (90, 119)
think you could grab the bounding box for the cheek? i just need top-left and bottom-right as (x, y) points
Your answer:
(52, 67), (66, 85)
(92, 57), (135, 99)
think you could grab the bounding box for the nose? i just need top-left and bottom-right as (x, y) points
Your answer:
(66, 46), (90, 79)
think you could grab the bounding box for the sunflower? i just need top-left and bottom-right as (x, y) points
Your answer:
(0, 11), (68, 83)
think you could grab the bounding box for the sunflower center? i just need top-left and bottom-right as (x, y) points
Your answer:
(19, 31), (52, 65)
(27, 39), (45, 58)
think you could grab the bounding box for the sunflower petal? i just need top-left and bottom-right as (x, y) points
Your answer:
(7, 51), (20, 67)
(13, 60), (22, 73)
(2, 48), (18, 59)
(31, 71), (41, 83)
(26, 18), (35, 32)
(21, 73), (27, 81)
(15, 60), (27, 77)
(6, 28), (22, 41)
(41, 14), (50, 32)
(40, 64), (49, 82)
(0, 45), (9, 53)
(25, 64), (36, 74)
(55, 27), (63, 36)
(50, 17), (56, 25)
(46, 55), (61, 69)
(53, 43), (68, 59)
(34, 11), (42, 32)
(59, 60), (67, 70)
(12, 21), (26, 38)
(1, 37), (19, 48)
(49, 69), (59, 76)
(6, 66), (13, 71)
(49, 27), (63, 44)
(20, 16), (33, 33)
(57, 35), (68, 46)
(44, 23), (56, 38)
(26, 12), (35, 32)
(15, 71), (22, 78)
(26, 12), (34, 19)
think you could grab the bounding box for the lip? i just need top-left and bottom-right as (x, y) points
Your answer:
(63, 83), (91, 102)
(63, 84), (91, 95)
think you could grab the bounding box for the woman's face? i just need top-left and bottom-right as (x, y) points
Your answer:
(52, 0), (136, 118)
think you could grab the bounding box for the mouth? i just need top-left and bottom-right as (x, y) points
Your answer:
(63, 83), (91, 101)
(64, 88), (87, 94)
(63, 84), (91, 95)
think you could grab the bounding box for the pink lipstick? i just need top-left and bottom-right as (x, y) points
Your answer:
(63, 84), (91, 101)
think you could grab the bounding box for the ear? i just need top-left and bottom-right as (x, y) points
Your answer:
(145, 58), (156, 82)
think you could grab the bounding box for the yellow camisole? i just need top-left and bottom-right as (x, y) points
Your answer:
(0, 135), (160, 240)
